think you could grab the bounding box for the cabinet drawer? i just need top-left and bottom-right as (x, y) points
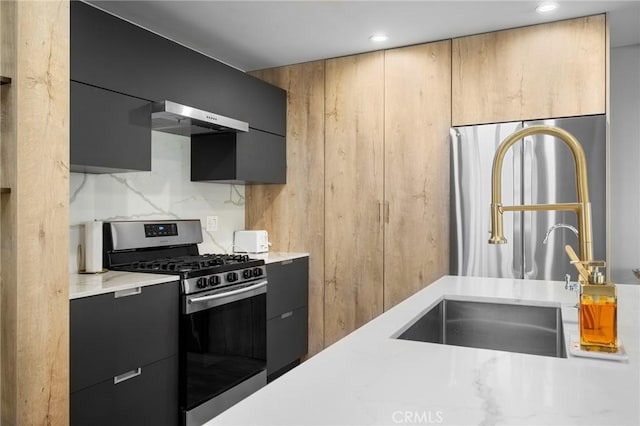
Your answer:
(71, 355), (178, 426)
(70, 281), (179, 393)
(267, 306), (308, 375)
(266, 257), (309, 320)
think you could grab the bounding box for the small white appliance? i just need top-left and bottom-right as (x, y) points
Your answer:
(84, 220), (103, 272)
(234, 230), (269, 253)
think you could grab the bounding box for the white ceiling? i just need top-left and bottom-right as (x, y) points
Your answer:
(88, 0), (640, 72)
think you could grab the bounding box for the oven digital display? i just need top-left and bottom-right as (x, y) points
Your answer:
(144, 223), (178, 237)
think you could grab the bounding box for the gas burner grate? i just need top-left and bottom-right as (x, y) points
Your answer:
(123, 253), (252, 273)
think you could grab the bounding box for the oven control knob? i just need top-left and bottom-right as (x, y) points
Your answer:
(227, 272), (238, 282)
(253, 268), (263, 277)
(196, 277), (208, 289)
(209, 275), (220, 286)
(243, 269), (253, 279)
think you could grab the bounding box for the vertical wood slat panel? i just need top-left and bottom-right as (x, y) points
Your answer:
(1, 1), (69, 424)
(452, 15), (606, 126)
(324, 52), (384, 346)
(247, 61), (325, 356)
(383, 41), (452, 310)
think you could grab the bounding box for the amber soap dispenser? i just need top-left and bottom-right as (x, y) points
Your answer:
(580, 268), (618, 353)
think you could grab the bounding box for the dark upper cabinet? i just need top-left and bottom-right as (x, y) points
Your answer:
(191, 130), (286, 184)
(70, 1), (286, 137)
(71, 81), (151, 173)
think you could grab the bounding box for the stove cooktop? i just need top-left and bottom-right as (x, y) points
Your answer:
(117, 253), (255, 274)
(110, 253), (267, 295)
(103, 221), (267, 294)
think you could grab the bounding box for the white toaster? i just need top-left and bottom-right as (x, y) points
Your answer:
(234, 230), (269, 253)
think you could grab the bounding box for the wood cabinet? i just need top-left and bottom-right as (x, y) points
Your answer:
(383, 41), (452, 309)
(324, 51), (385, 345)
(70, 81), (151, 173)
(70, 282), (179, 425)
(266, 257), (309, 380)
(248, 44), (452, 350)
(452, 15), (606, 126)
(322, 44), (452, 344)
(247, 61), (325, 356)
(191, 130), (286, 184)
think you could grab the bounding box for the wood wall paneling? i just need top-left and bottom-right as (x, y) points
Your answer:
(324, 52), (385, 345)
(249, 15), (604, 354)
(247, 61), (326, 356)
(383, 41), (452, 310)
(1, 1), (70, 424)
(452, 15), (606, 126)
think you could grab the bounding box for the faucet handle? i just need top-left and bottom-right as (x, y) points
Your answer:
(564, 274), (580, 292)
(572, 259), (607, 284)
(580, 260), (607, 268)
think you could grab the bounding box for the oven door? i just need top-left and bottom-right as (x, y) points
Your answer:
(181, 279), (267, 426)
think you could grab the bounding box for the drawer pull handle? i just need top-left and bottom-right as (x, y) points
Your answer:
(281, 260), (293, 265)
(114, 368), (141, 384)
(114, 287), (142, 298)
(281, 311), (293, 319)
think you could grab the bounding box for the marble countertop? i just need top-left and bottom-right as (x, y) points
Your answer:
(207, 275), (640, 425)
(243, 252), (309, 264)
(69, 271), (177, 300)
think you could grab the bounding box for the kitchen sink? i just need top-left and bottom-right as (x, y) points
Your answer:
(396, 299), (567, 358)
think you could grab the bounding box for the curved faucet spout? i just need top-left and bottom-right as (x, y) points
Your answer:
(543, 223), (579, 245)
(488, 125), (593, 264)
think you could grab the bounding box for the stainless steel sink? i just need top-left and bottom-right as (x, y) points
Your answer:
(397, 299), (567, 358)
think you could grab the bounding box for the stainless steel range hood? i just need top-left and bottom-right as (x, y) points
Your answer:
(151, 100), (249, 136)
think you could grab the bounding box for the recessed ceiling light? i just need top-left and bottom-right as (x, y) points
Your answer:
(369, 33), (388, 42)
(536, 2), (558, 13)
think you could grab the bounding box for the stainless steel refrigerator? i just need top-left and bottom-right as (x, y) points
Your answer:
(450, 115), (606, 281)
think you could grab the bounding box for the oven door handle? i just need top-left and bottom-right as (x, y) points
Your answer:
(187, 280), (268, 305)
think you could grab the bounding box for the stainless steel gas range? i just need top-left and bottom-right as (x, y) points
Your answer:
(103, 219), (267, 426)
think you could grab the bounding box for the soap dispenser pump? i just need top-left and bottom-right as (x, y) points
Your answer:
(565, 245), (617, 352)
(580, 267), (617, 353)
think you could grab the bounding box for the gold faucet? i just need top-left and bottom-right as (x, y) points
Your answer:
(488, 125), (594, 277)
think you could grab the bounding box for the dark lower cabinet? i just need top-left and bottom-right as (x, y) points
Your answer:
(70, 281), (179, 426)
(71, 355), (178, 426)
(191, 129), (286, 184)
(71, 81), (151, 173)
(267, 306), (308, 375)
(266, 257), (309, 380)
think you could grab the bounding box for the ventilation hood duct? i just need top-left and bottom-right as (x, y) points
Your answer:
(151, 100), (249, 136)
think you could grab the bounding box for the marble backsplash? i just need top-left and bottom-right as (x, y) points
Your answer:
(69, 131), (245, 273)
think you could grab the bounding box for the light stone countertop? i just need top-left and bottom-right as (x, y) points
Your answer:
(244, 252), (309, 264)
(69, 271), (177, 300)
(206, 275), (640, 426)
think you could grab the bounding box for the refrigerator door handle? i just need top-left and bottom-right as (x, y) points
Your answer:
(450, 128), (464, 276)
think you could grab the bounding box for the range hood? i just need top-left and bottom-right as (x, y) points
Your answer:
(151, 100), (249, 136)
